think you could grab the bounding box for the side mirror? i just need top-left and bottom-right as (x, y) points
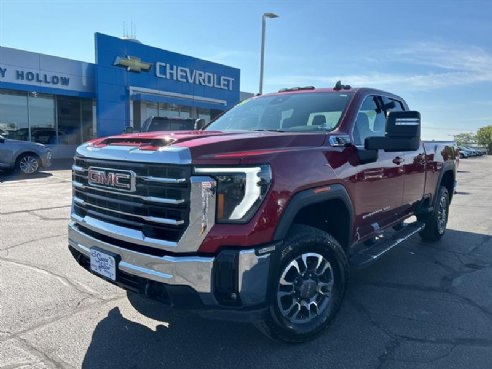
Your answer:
(194, 118), (206, 130)
(365, 111), (421, 152)
(0, 136), (4, 143)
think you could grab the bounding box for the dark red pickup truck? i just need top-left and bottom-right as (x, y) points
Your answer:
(68, 85), (456, 342)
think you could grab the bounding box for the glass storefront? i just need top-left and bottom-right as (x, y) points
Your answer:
(0, 89), (94, 148)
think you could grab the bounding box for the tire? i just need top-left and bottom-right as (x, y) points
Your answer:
(16, 153), (41, 175)
(418, 186), (450, 242)
(255, 224), (348, 343)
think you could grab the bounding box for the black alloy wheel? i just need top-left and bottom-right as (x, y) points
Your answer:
(256, 224), (348, 343)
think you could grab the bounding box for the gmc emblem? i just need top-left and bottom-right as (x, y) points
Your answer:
(87, 167), (136, 192)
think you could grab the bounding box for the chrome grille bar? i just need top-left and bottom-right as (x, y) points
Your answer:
(74, 196), (185, 226)
(73, 166), (187, 184)
(71, 214), (178, 249)
(72, 181), (185, 205)
(140, 176), (187, 184)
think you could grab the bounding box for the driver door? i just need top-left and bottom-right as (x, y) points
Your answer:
(350, 95), (405, 241)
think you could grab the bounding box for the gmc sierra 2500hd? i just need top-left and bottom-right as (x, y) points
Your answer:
(68, 84), (456, 342)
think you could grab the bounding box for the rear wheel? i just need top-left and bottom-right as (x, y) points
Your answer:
(418, 186), (449, 242)
(16, 154), (41, 175)
(256, 225), (348, 343)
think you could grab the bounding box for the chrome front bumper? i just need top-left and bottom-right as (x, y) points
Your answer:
(68, 222), (271, 308)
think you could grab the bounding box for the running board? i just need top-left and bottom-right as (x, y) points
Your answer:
(350, 221), (425, 269)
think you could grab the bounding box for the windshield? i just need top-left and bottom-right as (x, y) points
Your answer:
(205, 92), (352, 132)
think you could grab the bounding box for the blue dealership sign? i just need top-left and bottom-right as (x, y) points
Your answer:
(95, 33), (240, 137)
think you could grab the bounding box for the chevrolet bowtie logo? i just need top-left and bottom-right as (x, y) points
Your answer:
(113, 56), (152, 72)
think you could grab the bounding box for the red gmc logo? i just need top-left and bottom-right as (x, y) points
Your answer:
(87, 167), (135, 192)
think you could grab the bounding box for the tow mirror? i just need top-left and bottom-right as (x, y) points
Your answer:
(195, 118), (206, 130)
(365, 111), (421, 152)
(386, 111), (421, 138)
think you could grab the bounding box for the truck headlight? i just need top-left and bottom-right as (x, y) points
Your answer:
(194, 165), (272, 223)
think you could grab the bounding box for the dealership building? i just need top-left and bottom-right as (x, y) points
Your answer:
(0, 33), (242, 158)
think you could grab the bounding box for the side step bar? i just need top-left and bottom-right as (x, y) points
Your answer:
(350, 221), (425, 269)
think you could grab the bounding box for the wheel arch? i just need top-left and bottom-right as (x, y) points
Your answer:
(440, 169), (455, 203)
(15, 151), (41, 164)
(273, 184), (354, 250)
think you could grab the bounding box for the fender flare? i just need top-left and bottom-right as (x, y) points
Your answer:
(434, 162), (456, 206)
(273, 184), (354, 247)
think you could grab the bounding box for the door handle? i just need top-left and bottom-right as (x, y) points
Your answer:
(392, 157), (404, 165)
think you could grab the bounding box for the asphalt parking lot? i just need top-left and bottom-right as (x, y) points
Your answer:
(1, 156), (491, 369)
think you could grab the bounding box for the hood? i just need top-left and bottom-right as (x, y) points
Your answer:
(87, 130), (327, 163)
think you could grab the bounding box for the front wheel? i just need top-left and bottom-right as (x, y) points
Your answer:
(256, 225), (348, 343)
(418, 186), (450, 242)
(16, 154), (41, 175)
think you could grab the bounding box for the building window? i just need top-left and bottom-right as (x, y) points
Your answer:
(29, 93), (56, 144)
(81, 99), (94, 142)
(57, 96), (83, 145)
(198, 108), (211, 123)
(0, 90), (29, 140)
(146, 103), (158, 118)
(159, 103), (180, 118)
(180, 105), (192, 118)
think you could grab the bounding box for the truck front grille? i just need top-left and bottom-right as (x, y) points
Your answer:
(72, 157), (191, 244)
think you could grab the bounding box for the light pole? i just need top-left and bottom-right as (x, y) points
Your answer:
(259, 12), (278, 95)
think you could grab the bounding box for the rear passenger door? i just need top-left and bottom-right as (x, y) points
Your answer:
(350, 95), (404, 240)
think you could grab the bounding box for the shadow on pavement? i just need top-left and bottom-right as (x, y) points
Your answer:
(0, 170), (53, 182)
(49, 159), (73, 171)
(0, 159), (71, 182)
(82, 298), (274, 369)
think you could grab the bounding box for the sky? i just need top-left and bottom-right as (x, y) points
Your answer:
(0, 0), (491, 140)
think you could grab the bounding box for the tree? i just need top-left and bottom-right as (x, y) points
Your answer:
(454, 132), (476, 146)
(476, 125), (492, 154)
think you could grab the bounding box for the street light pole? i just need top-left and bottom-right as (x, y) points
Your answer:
(259, 12), (278, 95)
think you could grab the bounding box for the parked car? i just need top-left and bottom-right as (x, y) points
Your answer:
(140, 116), (206, 132)
(69, 85), (456, 342)
(0, 135), (52, 174)
(31, 128), (64, 145)
(458, 146), (478, 158)
(462, 147), (477, 156)
(465, 146), (485, 156)
(458, 147), (472, 158)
